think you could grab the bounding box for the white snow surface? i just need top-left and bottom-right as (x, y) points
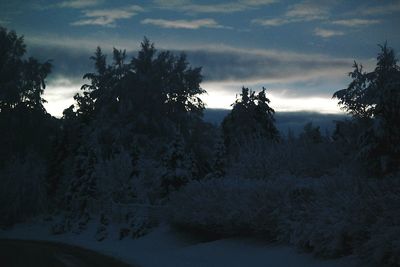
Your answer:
(0, 220), (358, 267)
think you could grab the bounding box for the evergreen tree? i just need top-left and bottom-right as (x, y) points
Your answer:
(0, 27), (51, 112)
(222, 87), (279, 150)
(333, 43), (400, 175)
(209, 133), (226, 178)
(57, 38), (208, 223)
(161, 137), (194, 197)
(72, 38), (206, 138)
(333, 62), (372, 118)
(0, 27), (56, 165)
(299, 122), (323, 144)
(0, 27), (57, 224)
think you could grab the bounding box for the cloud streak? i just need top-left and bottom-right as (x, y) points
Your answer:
(252, 18), (290, 27)
(361, 2), (400, 15)
(253, 0), (332, 27)
(331, 18), (380, 27)
(153, 0), (276, 13)
(58, 0), (103, 9)
(286, 0), (330, 21)
(141, 18), (230, 29)
(314, 28), (344, 38)
(71, 5), (144, 27)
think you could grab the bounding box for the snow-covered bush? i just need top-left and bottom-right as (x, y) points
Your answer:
(357, 177), (400, 267)
(0, 153), (47, 226)
(226, 137), (342, 179)
(168, 172), (400, 266)
(281, 174), (400, 266)
(281, 175), (371, 257)
(168, 177), (291, 238)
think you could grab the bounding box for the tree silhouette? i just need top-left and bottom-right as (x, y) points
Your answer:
(54, 38), (209, 221)
(222, 87), (279, 150)
(0, 27), (51, 112)
(161, 137), (193, 197)
(333, 43), (400, 175)
(299, 122), (323, 144)
(333, 62), (372, 118)
(0, 27), (55, 163)
(128, 38), (205, 133)
(73, 38), (206, 135)
(0, 27), (58, 225)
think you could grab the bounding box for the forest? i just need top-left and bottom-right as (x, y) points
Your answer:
(1, 26), (400, 266)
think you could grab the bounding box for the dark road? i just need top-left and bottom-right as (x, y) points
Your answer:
(0, 239), (133, 267)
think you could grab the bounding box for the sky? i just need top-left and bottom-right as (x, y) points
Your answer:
(1, 0), (400, 117)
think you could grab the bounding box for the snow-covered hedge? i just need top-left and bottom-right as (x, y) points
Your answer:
(168, 177), (290, 238)
(168, 175), (400, 267)
(226, 138), (342, 179)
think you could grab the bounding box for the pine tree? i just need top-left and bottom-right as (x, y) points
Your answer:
(222, 87), (279, 151)
(333, 43), (400, 175)
(0, 27), (51, 112)
(299, 122), (323, 144)
(209, 134), (226, 178)
(0, 27), (56, 177)
(56, 38), (208, 230)
(161, 137), (193, 197)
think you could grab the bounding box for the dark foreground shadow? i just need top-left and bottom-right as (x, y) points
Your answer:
(0, 239), (133, 267)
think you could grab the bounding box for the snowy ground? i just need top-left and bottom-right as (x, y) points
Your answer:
(0, 221), (359, 267)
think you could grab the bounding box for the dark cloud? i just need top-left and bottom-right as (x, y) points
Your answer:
(27, 44), (94, 83)
(26, 41), (352, 97)
(185, 49), (350, 83)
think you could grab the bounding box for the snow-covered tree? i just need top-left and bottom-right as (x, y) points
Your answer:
(56, 38), (208, 219)
(299, 122), (323, 144)
(0, 27), (51, 112)
(161, 137), (194, 197)
(0, 27), (58, 217)
(333, 43), (400, 175)
(222, 87), (279, 152)
(209, 134), (226, 178)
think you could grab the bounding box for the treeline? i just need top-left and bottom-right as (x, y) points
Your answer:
(1, 27), (400, 266)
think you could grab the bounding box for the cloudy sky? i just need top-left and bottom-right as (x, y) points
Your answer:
(1, 0), (400, 116)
